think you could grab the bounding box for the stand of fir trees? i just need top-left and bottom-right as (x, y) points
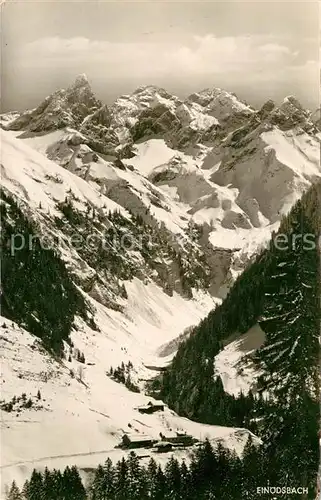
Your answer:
(158, 182), (321, 498)
(54, 198), (212, 301)
(1, 190), (88, 354)
(6, 438), (275, 500)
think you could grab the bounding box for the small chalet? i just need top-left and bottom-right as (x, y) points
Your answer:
(121, 433), (155, 449)
(137, 401), (165, 414)
(160, 431), (194, 446)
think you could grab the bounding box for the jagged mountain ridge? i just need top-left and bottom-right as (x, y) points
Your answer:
(3, 76), (320, 298)
(7, 76), (319, 155)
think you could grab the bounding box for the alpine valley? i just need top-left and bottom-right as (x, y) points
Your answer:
(0, 75), (320, 499)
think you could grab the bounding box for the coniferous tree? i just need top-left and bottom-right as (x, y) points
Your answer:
(24, 470), (43, 500)
(1, 191), (88, 354)
(158, 183), (321, 497)
(90, 464), (105, 500)
(114, 458), (129, 500)
(127, 452), (148, 500)
(164, 456), (181, 500)
(6, 481), (22, 500)
(153, 465), (166, 500)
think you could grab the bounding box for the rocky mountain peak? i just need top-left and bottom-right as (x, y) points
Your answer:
(268, 95), (313, 131)
(281, 95), (304, 110)
(187, 88), (223, 106)
(132, 84), (175, 99)
(7, 74), (101, 134)
(71, 73), (90, 88)
(64, 74), (101, 111)
(258, 99), (276, 118)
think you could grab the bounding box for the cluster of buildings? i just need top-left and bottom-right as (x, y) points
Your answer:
(120, 430), (196, 453)
(117, 400), (197, 453)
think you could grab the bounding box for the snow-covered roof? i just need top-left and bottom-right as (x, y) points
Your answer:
(123, 434), (154, 442)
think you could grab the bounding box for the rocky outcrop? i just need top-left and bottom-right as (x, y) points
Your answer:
(8, 74), (101, 133)
(266, 96), (316, 132)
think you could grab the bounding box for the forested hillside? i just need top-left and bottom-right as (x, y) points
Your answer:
(159, 182), (321, 497)
(0, 190), (89, 354)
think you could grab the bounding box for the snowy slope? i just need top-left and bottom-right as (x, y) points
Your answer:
(123, 139), (177, 176)
(0, 129), (124, 216)
(0, 307), (257, 495)
(214, 324), (266, 396)
(207, 124), (321, 225)
(6, 94), (321, 294)
(1, 129), (260, 494)
(187, 87), (255, 121)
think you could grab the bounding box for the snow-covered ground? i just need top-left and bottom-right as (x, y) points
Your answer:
(0, 129), (125, 217)
(214, 324), (266, 396)
(123, 139), (177, 177)
(209, 223), (279, 253)
(261, 127), (320, 180)
(0, 300), (257, 496)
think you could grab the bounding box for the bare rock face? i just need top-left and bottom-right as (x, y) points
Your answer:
(267, 96), (315, 131)
(258, 99), (276, 119)
(8, 74), (101, 133)
(311, 108), (321, 130)
(221, 210), (252, 230)
(204, 245), (234, 298)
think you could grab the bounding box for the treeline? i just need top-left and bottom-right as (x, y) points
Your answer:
(0, 190), (88, 354)
(6, 466), (86, 500)
(7, 437), (279, 500)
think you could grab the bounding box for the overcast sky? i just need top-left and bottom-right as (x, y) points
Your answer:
(1, 0), (320, 112)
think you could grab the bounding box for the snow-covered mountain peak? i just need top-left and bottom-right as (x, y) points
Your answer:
(112, 85), (181, 116)
(187, 87), (255, 119)
(188, 87), (224, 106)
(6, 75), (101, 134)
(281, 94), (304, 110)
(3, 82), (320, 276)
(267, 95), (315, 132)
(132, 84), (178, 100)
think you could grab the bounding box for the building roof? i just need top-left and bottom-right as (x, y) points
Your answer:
(138, 401), (164, 408)
(123, 433), (153, 442)
(160, 431), (177, 438)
